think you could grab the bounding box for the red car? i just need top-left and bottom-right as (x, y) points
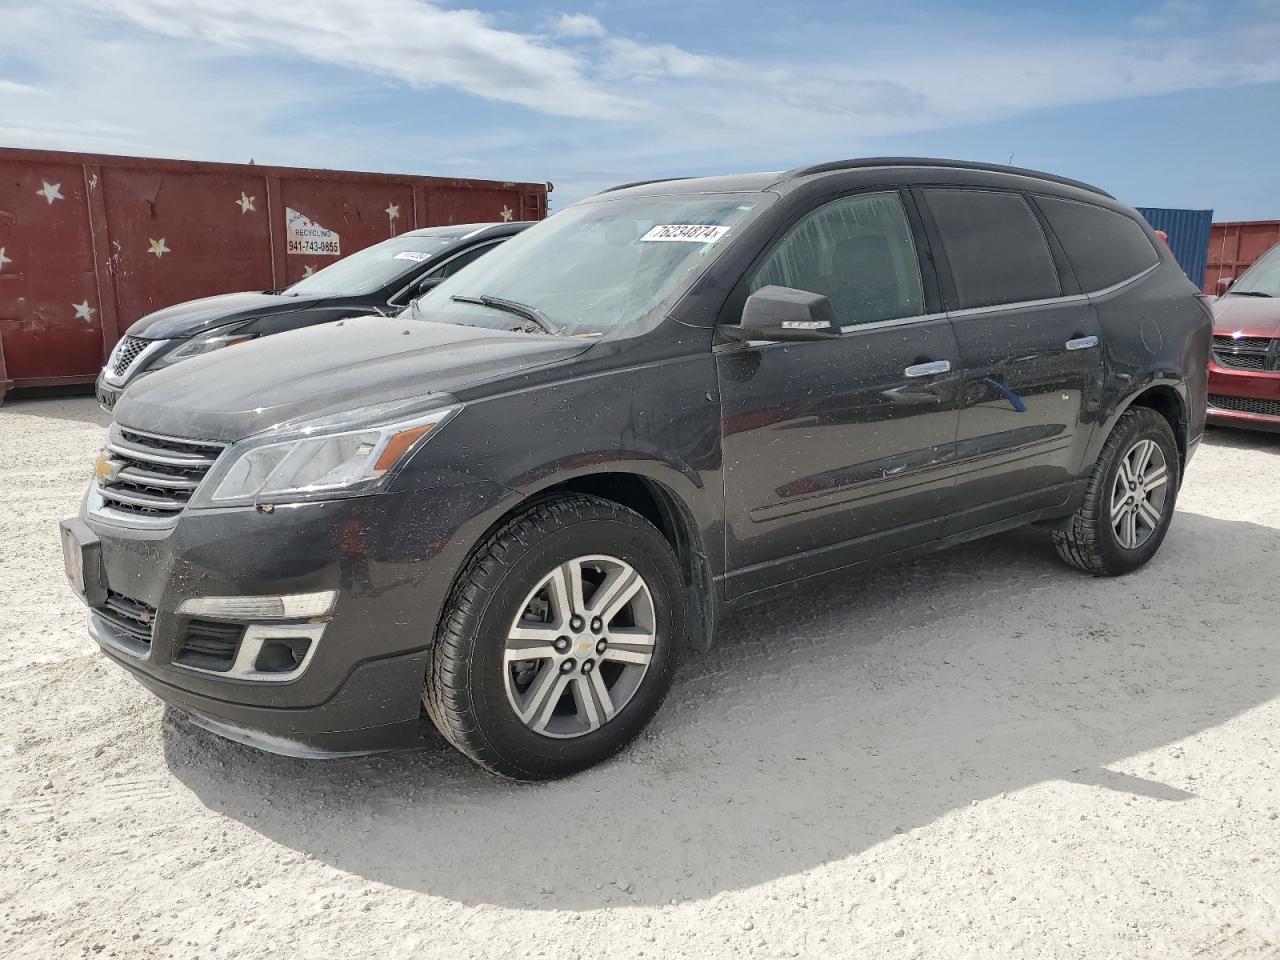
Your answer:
(1209, 241), (1280, 431)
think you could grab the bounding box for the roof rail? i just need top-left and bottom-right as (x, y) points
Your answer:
(595, 176), (693, 196)
(774, 157), (1114, 199)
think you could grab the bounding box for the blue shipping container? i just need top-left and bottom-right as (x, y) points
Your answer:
(1136, 207), (1213, 287)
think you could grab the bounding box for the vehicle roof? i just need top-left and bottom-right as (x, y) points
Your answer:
(402, 221), (534, 240)
(597, 158), (1114, 202)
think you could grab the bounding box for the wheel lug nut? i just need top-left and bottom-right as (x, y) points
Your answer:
(581, 659), (595, 674)
(554, 636), (571, 653)
(560, 658), (576, 674)
(595, 639), (607, 655)
(590, 617), (603, 634)
(569, 615), (585, 632)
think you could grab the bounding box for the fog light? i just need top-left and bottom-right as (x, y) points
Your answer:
(254, 637), (312, 673)
(177, 591), (336, 621)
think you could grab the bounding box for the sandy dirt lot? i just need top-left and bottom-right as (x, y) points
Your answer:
(1, 396), (1278, 960)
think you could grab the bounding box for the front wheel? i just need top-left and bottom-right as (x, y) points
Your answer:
(1053, 406), (1181, 576)
(424, 494), (687, 780)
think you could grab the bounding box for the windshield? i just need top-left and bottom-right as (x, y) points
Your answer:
(409, 193), (769, 336)
(1232, 242), (1280, 297)
(284, 235), (458, 297)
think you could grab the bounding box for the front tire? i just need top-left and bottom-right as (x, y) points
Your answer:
(1052, 407), (1180, 576)
(424, 494), (687, 780)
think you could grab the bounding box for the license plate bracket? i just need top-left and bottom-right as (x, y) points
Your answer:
(59, 518), (107, 607)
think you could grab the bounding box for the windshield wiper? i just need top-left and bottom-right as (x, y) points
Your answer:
(450, 294), (562, 335)
(1229, 290), (1274, 298)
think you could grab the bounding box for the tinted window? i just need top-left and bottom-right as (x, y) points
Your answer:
(1037, 196), (1159, 292)
(749, 192), (924, 326)
(925, 189), (1060, 309)
(424, 241), (499, 281)
(284, 235), (459, 297)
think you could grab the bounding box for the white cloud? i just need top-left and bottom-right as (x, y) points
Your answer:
(602, 37), (721, 79)
(81, 0), (646, 120)
(553, 13), (607, 38)
(0, 80), (48, 96)
(1, 1), (1278, 208)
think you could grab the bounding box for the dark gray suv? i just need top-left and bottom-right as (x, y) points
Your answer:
(61, 158), (1211, 780)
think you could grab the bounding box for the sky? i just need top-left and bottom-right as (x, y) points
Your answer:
(1, 0), (1278, 218)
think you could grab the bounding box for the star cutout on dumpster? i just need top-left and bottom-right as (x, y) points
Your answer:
(500, 205), (514, 222)
(73, 300), (96, 321)
(0, 248), (11, 272)
(385, 203), (400, 220)
(236, 192), (256, 213)
(148, 238), (171, 258)
(37, 181), (64, 204)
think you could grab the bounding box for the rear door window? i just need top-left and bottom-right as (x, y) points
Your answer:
(923, 189), (1060, 309)
(1036, 196), (1159, 291)
(749, 191), (925, 326)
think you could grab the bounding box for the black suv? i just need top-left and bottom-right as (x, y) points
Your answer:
(61, 158), (1210, 780)
(95, 221), (530, 409)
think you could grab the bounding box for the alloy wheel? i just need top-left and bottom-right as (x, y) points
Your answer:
(1110, 438), (1169, 550)
(504, 554), (656, 738)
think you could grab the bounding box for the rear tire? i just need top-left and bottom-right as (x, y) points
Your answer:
(424, 494), (687, 780)
(1052, 407), (1180, 576)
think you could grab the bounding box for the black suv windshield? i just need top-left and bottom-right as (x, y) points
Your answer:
(1231, 243), (1280, 297)
(284, 235), (458, 297)
(411, 194), (768, 336)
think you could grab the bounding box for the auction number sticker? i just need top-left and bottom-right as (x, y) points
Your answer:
(640, 224), (731, 243)
(393, 251), (431, 262)
(285, 207), (341, 257)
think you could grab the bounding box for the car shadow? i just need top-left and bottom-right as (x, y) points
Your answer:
(1204, 423), (1280, 451)
(162, 509), (1280, 909)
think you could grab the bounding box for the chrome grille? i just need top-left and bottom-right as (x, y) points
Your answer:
(1212, 334), (1276, 372)
(110, 336), (149, 377)
(1208, 394), (1280, 418)
(96, 425), (225, 520)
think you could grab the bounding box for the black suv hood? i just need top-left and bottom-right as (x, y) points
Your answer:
(115, 315), (591, 442)
(129, 291), (320, 340)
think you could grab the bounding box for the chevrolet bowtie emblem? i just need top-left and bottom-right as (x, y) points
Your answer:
(94, 452), (126, 484)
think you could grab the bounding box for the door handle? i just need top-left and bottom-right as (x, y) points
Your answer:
(904, 360), (952, 378)
(1065, 335), (1099, 351)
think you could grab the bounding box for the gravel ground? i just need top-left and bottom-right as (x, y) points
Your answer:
(2, 396), (1279, 960)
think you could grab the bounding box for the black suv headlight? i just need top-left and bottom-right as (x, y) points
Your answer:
(191, 397), (461, 507)
(151, 321), (259, 369)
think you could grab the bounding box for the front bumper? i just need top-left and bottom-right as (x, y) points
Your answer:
(1207, 358), (1280, 432)
(63, 478), (508, 756)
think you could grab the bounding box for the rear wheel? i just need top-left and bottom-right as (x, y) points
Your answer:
(424, 494), (686, 780)
(1053, 407), (1180, 576)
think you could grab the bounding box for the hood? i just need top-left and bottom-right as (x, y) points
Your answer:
(129, 291), (320, 340)
(115, 314), (592, 441)
(1211, 295), (1280, 339)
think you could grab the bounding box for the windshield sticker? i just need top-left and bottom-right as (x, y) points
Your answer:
(640, 224), (731, 243)
(285, 207), (341, 257)
(393, 251), (431, 262)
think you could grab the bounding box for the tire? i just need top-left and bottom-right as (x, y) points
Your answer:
(1052, 407), (1181, 576)
(424, 494), (687, 780)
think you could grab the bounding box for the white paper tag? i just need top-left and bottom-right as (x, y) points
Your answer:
(640, 224), (731, 243)
(394, 251), (431, 262)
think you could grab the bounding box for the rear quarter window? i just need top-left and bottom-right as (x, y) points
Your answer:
(1036, 196), (1159, 292)
(923, 189), (1060, 309)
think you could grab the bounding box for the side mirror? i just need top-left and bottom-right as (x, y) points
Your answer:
(415, 275), (445, 295)
(721, 285), (842, 343)
(1216, 276), (1235, 295)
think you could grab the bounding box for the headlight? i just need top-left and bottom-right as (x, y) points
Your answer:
(200, 398), (460, 506)
(151, 321), (258, 368)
